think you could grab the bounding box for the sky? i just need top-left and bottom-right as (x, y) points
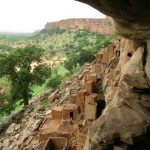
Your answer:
(0, 0), (105, 33)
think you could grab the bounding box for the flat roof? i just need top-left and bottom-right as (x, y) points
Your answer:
(78, 89), (87, 93)
(86, 93), (97, 97)
(63, 104), (78, 110)
(85, 80), (93, 83)
(70, 93), (77, 96)
(53, 106), (63, 111)
(41, 119), (61, 134)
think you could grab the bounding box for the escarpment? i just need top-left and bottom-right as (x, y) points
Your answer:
(45, 18), (114, 36)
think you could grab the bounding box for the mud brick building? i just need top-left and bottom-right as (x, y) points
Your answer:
(85, 93), (97, 104)
(85, 102), (97, 120)
(62, 104), (78, 120)
(84, 80), (94, 93)
(69, 92), (77, 104)
(52, 106), (63, 119)
(77, 89), (87, 112)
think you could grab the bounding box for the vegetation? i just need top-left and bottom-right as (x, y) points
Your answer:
(0, 28), (118, 122)
(0, 44), (51, 115)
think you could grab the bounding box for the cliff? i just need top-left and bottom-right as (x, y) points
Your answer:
(44, 18), (114, 36)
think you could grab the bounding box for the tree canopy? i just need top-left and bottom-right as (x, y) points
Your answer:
(0, 44), (51, 113)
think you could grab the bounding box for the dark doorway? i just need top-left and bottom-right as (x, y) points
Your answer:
(70, 112), (73, 119)
(97, 100), (105, 118)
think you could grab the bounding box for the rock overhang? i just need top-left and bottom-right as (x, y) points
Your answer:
(76, 0), (150, 39)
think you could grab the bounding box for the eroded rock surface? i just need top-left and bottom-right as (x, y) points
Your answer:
(77, 0), (150, 39)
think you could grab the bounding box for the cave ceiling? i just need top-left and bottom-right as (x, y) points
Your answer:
(76, 0), (150, 39)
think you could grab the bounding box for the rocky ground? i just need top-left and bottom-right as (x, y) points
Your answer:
(0, 60), (98, 150)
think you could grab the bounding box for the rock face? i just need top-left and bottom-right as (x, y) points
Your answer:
(87, 107), (148, 149)
(82, 36), (150, 150)
(45, 18), (114, 36)
(77, 0), (150, 39)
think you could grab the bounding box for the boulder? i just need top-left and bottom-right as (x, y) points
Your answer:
(3, 139), (9, 148)
(5, 123), (16, 136)
(85, 107), (149, 149)
(2, 117), (10, 126)
(48, 89), (58, 103)
(46, 110), (52, 115)
(15, 124), (20, 131)
(32, 119), (42, 131)
(14, 134), (20, 140)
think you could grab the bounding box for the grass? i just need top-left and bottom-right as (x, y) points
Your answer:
(20, 124), (25, 131)
(38, 110), (46, 115)
(18, 124), (25, 134)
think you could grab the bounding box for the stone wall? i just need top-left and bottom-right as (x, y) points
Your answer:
(44, 18), (114, 36)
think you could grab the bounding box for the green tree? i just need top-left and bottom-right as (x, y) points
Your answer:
(0, 91), (16, 115)
(68, 54), (78, 68)
(48, 45), (54, 50)
(77, 48), (95, 66)
(49, 50), (56, 57)
(64, 59), (74, 73)
(46, 76), (62, 89)
(0, 44), (51, 108)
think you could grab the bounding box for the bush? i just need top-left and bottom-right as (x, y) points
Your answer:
(77, 48), (95, 66)
(46, 76), (62, 89)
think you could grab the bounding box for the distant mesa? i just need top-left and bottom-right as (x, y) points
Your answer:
(44, 18), (113, 36)
(35, 29), (42, 33)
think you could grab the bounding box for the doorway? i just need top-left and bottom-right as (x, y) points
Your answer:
(70, 112), (73, 119)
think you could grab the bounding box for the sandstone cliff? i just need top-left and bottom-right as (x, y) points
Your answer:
(44, 18), (114, 36)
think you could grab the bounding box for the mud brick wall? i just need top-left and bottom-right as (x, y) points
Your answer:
(85, 93), (97, 104)
(84, 80), (94, 93)
(85, 102), (97, 120)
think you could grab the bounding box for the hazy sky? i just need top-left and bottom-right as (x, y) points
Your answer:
(0, 0), (105, 33)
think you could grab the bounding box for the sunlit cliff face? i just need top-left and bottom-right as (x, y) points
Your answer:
(76, 0), (150, 39)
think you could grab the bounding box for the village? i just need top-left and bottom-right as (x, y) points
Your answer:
(21, 37), (119, 150)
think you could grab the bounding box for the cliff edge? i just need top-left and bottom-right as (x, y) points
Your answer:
(44, 18), (114, 36)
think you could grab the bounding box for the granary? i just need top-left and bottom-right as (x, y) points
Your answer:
(52, 106), (63, 119)
(84, 80), (94, 93)
(85, 93), (97, 104)
(84, 72), (97, 91)
(69, 91), (77, 104)
(95, 53), (103, 63)
(62, 104), (78, 120)
(107, 44), (115, 53)
(101, 52), (110, 64)
(85, 102), (97, 120)
(76, 89), (87, 112)
(94, 63), (101, 71)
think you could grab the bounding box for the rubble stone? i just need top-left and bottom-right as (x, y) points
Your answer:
(5, 123), (16, 136)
